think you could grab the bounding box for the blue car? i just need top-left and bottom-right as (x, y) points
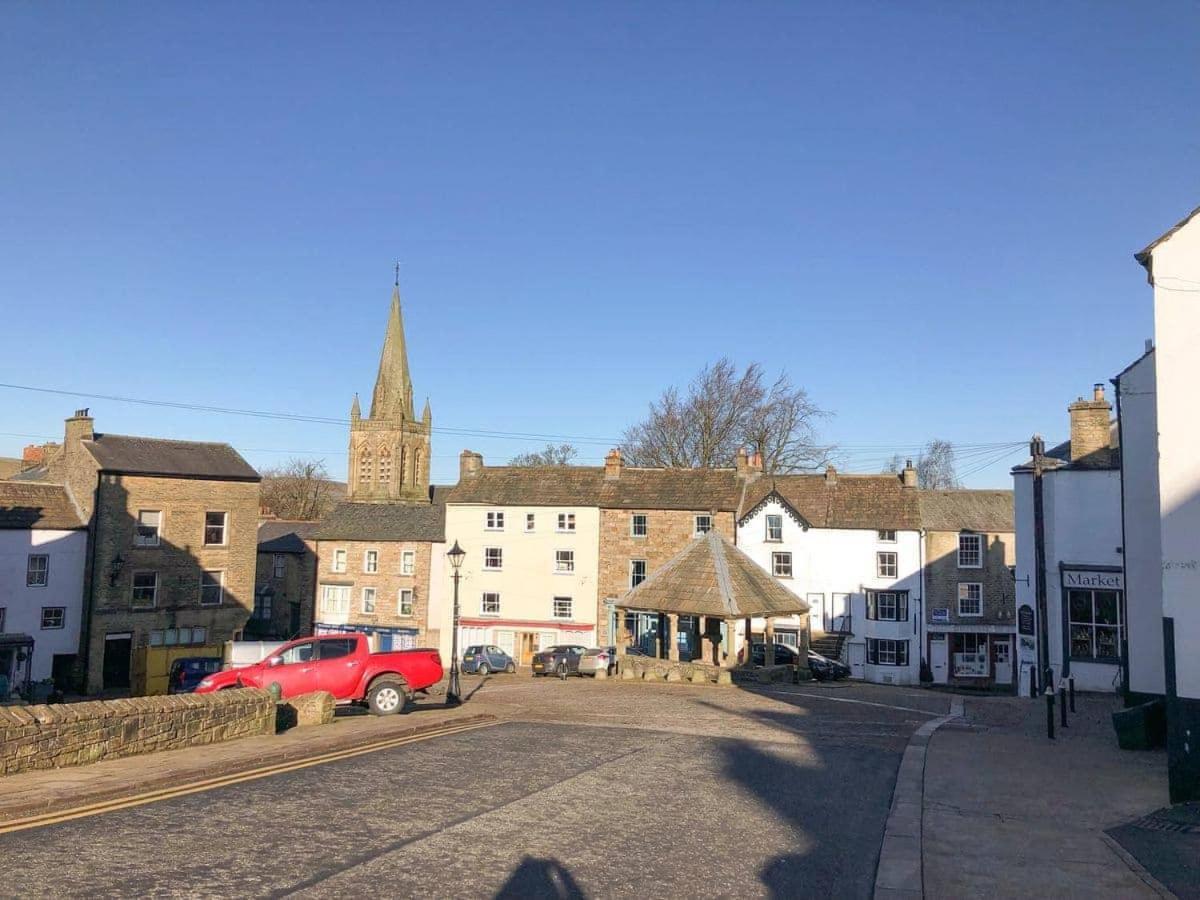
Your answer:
(461, 644), (516, 675)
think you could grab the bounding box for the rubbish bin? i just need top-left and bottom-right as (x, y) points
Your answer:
(1112, 699), (1167, 750)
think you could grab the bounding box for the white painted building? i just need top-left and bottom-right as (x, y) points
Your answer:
(1130, 204), (1200, 802)
(444, 454), (601, 664)
(1013, 386), (1124, 694)
(736, 466), (924, 685)
(0, 482), (87, 694)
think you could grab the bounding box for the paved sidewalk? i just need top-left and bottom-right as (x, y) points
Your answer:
(0, 699), (489, 823)
(923, 693), (1171, 898)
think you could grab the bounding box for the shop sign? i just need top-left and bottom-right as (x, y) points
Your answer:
(1061, 570), (1123, 590)
(1018, 604), (1035, 635)
(931, 607), (950, 623)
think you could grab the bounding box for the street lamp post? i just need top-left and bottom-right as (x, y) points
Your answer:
(446, 540), (466, 707)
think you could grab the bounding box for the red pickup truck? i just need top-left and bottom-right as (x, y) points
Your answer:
(194, 633), (443, 715)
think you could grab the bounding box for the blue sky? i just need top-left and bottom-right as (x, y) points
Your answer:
(1, 2), (1197, 487)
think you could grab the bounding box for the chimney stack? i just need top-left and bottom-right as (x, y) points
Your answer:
(736, 447), (763, 481)
(1068, 384), (1112, 468)
(459, 449), (483, 481)
(901, 459), (918, 489)
(64, 409), (94, 448)
(604, 448), (623, 480)
(825, 464), (837, 486)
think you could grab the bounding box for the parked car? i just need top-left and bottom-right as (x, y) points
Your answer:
(807, 650), (851, 682)
(531, 644), (588, 677)
(577, 645), (648, 677)
(194, 633), (443, 715)
(168, 656), (223, 694)
(462, 644), (516, 675)
(747, 641), (802, 667)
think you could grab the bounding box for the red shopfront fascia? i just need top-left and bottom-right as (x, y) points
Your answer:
(458, 617), (595, 632)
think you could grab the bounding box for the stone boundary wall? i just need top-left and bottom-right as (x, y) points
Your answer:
(0, 688), (274, 776)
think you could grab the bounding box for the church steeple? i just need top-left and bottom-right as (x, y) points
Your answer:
(369, 284), (415, 422)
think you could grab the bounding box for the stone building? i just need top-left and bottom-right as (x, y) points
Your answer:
(16, 409), (260, 693)
(347, 283), (431, 503)
(919, 490), (1015, 689)
(252, 520), (318, 639)
(312, 282), (448, 656)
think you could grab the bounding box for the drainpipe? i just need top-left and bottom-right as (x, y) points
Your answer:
(1112, 374), (1131, 699)
(917, 528), (926, 668)
(78, 470), (102, 694)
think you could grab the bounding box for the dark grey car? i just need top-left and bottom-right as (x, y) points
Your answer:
(531, 644), (588, 677)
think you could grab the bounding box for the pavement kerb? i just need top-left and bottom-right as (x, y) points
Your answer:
(1098, 833), (1179, 899)
(0, 712), (496, 825)
(873, 697), (964, 900)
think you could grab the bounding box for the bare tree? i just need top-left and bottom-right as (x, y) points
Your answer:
(917, 439), (959, 489)
(260, 458), (341, 520)
(621, 358), (831, 472)
(881, 441), (959, 488)
(508, 443), (579, 467)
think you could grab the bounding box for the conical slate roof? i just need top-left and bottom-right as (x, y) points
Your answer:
(616, 530), (809, 619)
(369, 284), (415, 421)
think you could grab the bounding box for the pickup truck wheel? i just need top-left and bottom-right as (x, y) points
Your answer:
(367, 680), (409, 716)
(477, 662), (490, 676)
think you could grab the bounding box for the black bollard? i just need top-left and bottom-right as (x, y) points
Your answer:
(1060, 685), (1068, 728)
(1068, 676), (1076, 713)
(1046, 688), (1055, 740)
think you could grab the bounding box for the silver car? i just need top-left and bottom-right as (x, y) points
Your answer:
(577, 645), (646, 677)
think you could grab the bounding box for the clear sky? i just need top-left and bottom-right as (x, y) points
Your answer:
(1, 2), (1197, 488)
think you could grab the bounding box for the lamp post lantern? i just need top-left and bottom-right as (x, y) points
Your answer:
(446, 540), (466, 706)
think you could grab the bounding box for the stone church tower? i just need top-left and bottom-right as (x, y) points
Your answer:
(347, 283), (432, 503)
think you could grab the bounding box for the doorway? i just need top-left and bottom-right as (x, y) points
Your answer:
(103, 633), (132, 690)
(517, 631), (541, 666)
(848, 642), (866, 679)
(993, 638), (1013, 686)
(929, 633), (948, 684)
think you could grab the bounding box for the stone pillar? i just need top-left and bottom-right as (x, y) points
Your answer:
(744, 617), (753, 667)
(764, 617), (775, 666)
(668, 614), (680, 662)
(699, 616), (713, 667)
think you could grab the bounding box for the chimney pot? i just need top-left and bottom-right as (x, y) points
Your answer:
(736, 447), (762, 480)
(1093, 383), (1105, 402)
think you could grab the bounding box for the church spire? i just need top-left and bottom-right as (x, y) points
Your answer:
(369, 283), (415, 421)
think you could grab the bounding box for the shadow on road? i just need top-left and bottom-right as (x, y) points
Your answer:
(494, 855), (586, 900)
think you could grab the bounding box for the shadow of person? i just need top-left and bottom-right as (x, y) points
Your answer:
(494, 855), (587, 900)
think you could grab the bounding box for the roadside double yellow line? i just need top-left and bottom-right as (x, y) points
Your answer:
(0, 718), (496, 836)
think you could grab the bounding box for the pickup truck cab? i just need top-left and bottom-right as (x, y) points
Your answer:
(194, 633), (443, 715)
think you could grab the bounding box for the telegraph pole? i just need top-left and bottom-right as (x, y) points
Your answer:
(1031, 435), (1051, 692)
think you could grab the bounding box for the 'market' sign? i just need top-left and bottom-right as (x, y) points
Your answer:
(1061, 569), (1124, 591)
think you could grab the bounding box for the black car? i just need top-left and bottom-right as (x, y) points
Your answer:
(168, 656), (223, 694)
(531, 644), (588, 677)
(807, 650), (851, 682)
(748, 642), (802, 667)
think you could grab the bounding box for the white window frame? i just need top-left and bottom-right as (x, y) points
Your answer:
(364, 549), (379, 573)
(131, 571), (158, 608)
(272, 553), (286, 578)
(958, 533), (983, 569)
(694, 514), (713, 536)
(877, 529), (897, 543)
(631, 513), (648, 538)
(483, 547), (503, 571)
(203, 510), (228, 547)
(554, 549), (575, 574)
(772, 551), (792, 578)
(361, 587), (377, 614)
(957, 582), (983, 617)
(486, 511), (505, 531)
(765, 514), (783, 542)
(332, 548), (347, 573)
(199, 570), (224, 607)
(876, 551), (898, 579)
(398, 589), (414, 617)
(321, 584), (350, 615)
(480, 592), (501, 616)
(557, 512), (576, 533)
(401, 550), (415, 576)
(525, 513), (536, 532)
(26, 554), (49, 587)
(135, 510), (162, 547)
(630, 559), (647, 588)
(552, 596), (573, 620)
(40, 607), (65, 630)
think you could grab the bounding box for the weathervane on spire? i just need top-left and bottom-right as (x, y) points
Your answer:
(394, 261), (400, 287)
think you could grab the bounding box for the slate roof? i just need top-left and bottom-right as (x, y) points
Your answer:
(446, 467), (607, 507)
(84, 434), (260, 481)
(616, 530), (809, 619)
(739, 474), (921, 530)
(258, 520), (319, 553)
(602, 468), (744, 511)
(313, 486), (450, 542)
(0, 457), (24, 479)
(0, 482), (85, 530)
(918, 490), (1013, 533)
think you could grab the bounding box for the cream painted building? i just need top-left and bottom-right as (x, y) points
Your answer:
(443, 452), (602, 664)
